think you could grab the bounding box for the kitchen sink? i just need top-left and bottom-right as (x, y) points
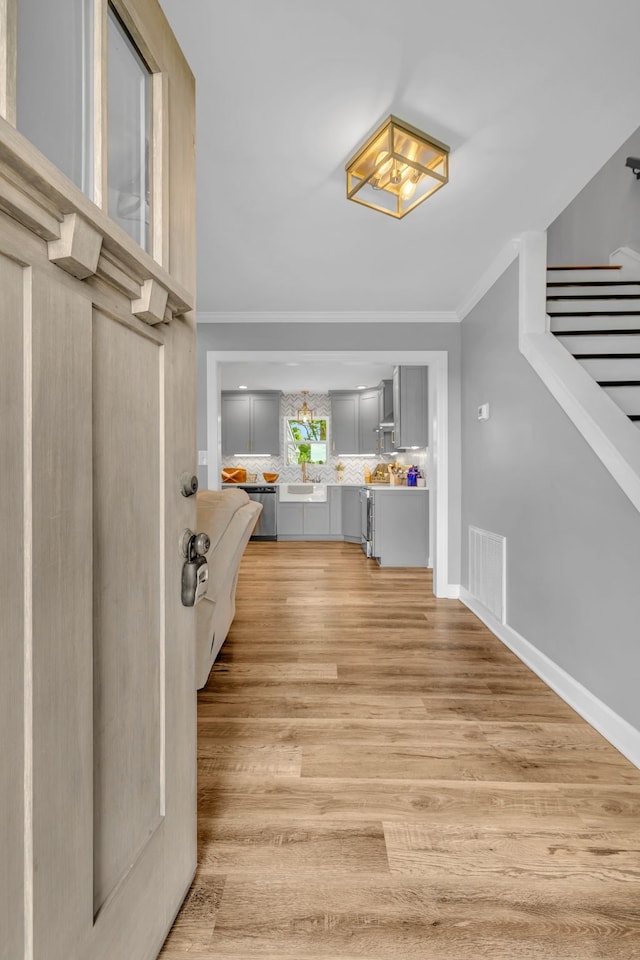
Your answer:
(279, 483), (328, 503)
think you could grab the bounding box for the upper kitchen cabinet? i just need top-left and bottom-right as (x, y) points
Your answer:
(393, 366), (428, 448)
(378, 379), (394, 424)
(330, 388), (379, 455)
(221, 391), (281, 455)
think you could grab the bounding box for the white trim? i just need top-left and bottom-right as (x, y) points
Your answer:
(205, 352), (221, 490)
(198, 310), (460, 325)
(460, 588), (640, 770)
(456, 238), (520, 321)
(518, 231), (640, 514)
(207, 349), (452, 598)
(445, 583), (461, 599)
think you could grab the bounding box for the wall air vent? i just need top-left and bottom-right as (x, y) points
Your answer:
(468, 526), (506, 623)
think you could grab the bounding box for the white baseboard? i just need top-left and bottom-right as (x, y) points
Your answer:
(459, 587), (640, 769)
(445, 582), (461, 599)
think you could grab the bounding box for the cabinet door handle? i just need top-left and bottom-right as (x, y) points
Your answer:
(391, 430), (395, 446)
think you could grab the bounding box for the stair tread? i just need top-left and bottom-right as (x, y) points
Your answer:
(547, 280), (640, 287)
(547, 293), (640, 300)
(597, 380), (640, 386)
(548, 311), (640, 317)
(553, 329), (640, 335)
(547, 264), (622, 270)
(574, 353), (640, 359)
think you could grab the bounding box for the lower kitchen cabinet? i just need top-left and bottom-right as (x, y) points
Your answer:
(372, 490), (429, 567)
(277, 497), (339, 540)
(341, 486), (361, 542)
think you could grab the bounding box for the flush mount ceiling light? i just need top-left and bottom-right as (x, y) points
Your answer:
(345, 115), (449, 219)
(297, 390), (315, 422)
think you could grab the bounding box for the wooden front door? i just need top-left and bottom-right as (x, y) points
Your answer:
(0, 2), (197, 959)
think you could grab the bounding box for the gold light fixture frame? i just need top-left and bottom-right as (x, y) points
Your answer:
(345, 115), (449, 219)
(297, 390), (315, 422)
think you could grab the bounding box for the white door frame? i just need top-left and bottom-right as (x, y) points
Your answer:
(206, 349), (451, 598)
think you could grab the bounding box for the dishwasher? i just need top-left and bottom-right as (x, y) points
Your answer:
(237, 485), (277, 540)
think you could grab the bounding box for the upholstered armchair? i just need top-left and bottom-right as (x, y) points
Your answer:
(195, 488), (262, 689)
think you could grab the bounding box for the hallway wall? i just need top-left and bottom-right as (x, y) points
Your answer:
(461, 261), (640, 731)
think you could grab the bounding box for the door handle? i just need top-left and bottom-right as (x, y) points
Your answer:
(180, 529), (210, 606)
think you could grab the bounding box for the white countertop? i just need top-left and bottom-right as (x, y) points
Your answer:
(221, 481), (428, 491)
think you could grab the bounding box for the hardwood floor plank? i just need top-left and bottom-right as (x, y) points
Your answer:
(384, 821), (640, 882)
(159, 542), (640, 960)
(197, 819), (389, 877)
(206, 875), (640, 960)
(197, 694), (429, 720)
(198, 776), (640, 826)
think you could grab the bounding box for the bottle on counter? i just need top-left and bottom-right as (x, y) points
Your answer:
(407, 466), (418, 487)
(363, 465), (372, 483)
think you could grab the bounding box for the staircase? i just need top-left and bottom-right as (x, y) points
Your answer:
(547, 264), (640, 428)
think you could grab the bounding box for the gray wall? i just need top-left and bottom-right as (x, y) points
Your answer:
(461, 262), (640, 729)
(197, 321), (462, 584)
(547, 126), (640, 264)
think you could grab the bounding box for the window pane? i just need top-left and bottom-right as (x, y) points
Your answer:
(108, 6), (151, 251)
(17, 0), (93, 196)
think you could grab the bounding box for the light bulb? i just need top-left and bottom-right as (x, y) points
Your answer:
(371, 150), (393, 190)
(401, 171), (421, 201)
(375, 151), (393, 176)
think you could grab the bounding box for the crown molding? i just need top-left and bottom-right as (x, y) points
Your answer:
(197, 310), (460, 324)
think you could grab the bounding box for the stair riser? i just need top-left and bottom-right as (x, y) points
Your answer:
(555, 334), (640, 354)
(546, 269), (626, 284)
(550, 315), (640, 333)
(578, 358), (640, 379)
(547, 284), (640, 297)
(601, 385), (640, 415)
(547, 299), (640, 314)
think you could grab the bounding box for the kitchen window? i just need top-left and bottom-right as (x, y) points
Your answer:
(285, 418), (328, 465)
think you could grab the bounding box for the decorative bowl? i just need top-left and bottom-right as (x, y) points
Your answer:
(263, 472), (279, 483)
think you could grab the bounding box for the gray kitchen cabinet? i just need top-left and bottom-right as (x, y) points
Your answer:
(378, 379), (394, 423)
(277, 502), (303, 535)
(221, 391), (281, 455)
(329, 486), (342, 535)
(358, 389), (379, 454)
(278, 488), (342, 540)
(303, 501), (331, 535)
(329, 392), (358, 454)
(330, 388), (378, 455)
(392, 366), (428, 448)
(372, 490), (429, 567)
(341, 486), (361, 541)
(377, 378), (397, 455)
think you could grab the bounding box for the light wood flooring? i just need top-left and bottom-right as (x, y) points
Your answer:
(160, 541), (640, 959)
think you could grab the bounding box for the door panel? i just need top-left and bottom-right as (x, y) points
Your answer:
(31, 262), (94, 960)
(92, 311), (163, 914)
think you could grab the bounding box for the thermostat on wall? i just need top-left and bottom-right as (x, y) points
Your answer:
(477, 403), (490, 421)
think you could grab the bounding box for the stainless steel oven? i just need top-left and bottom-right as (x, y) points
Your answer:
(237, 485), (277, 541)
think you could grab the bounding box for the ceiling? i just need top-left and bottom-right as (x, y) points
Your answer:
(158, 0), (640, 320)
(218, 358), (395, 392)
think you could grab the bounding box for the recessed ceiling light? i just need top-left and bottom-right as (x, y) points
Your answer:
(238, 384), (248, 390)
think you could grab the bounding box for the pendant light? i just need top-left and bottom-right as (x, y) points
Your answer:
(297, 391), (314, 422)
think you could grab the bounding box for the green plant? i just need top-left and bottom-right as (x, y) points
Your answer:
(335, 461), (345, 471)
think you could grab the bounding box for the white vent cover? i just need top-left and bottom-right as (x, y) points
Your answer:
(468, 526), (506, 623)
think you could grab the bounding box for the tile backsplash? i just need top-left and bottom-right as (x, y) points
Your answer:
(221, 392), (427, 485)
